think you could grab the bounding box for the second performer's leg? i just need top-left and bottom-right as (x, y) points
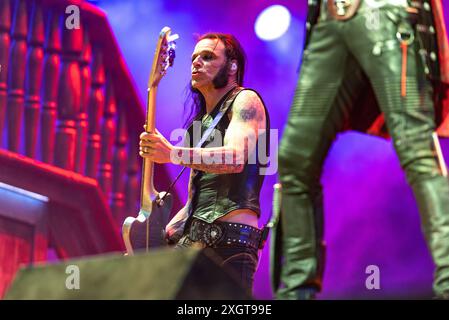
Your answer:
(349, 7), (449, 298)
(276, 19), (366, 299)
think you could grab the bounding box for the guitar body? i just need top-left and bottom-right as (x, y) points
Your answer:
(122, 192), (173, 254)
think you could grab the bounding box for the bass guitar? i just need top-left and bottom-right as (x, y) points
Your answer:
(122, 27), (178, 255)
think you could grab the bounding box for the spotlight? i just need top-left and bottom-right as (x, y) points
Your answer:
(255, 5), (291, 41)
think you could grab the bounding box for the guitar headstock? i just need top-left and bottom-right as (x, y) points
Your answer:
(148, 26), (178, 88)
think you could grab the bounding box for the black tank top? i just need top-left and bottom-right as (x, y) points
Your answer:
(186, 87), (270, 223)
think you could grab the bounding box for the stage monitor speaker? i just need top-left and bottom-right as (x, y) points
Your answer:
(4, 247), (251, 300)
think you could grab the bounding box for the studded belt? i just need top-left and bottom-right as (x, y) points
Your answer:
(187, 218), (264, 250)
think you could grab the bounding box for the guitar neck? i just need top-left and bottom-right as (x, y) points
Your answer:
(140, 86), (158, 212)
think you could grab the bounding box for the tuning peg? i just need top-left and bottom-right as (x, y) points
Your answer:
(168, 48), (176, 66)
(167, 34), (179, 42)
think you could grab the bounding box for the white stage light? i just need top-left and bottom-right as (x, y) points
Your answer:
(255, 5), (291, 41)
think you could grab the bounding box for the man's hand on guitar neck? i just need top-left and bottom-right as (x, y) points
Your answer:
(139, 129), (174, 164)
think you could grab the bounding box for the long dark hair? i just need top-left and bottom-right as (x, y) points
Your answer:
(184, 33), (247, 128)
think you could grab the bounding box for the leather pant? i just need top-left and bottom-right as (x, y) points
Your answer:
(275, 6), (449, 299)
(176, 229), (259, 295)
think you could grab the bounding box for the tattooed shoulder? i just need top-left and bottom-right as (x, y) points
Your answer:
(234, 90), (265, 123)
(240, 105), (258, 121)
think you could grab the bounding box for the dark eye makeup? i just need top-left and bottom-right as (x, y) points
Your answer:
(191, 51), (216, 62)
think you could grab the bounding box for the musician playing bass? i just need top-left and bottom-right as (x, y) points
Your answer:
(139, 33), (270, 294)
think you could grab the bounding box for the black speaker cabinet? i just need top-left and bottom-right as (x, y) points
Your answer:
(4, 247), (251, 299)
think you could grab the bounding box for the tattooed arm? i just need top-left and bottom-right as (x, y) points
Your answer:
(176, 90), (266, 173)
(139, 90), (266, 174)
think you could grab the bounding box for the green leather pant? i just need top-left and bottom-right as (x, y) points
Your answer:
(276, 7), (449, 299)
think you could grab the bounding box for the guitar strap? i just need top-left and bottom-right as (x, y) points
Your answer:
(194, 86), (244, 148)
